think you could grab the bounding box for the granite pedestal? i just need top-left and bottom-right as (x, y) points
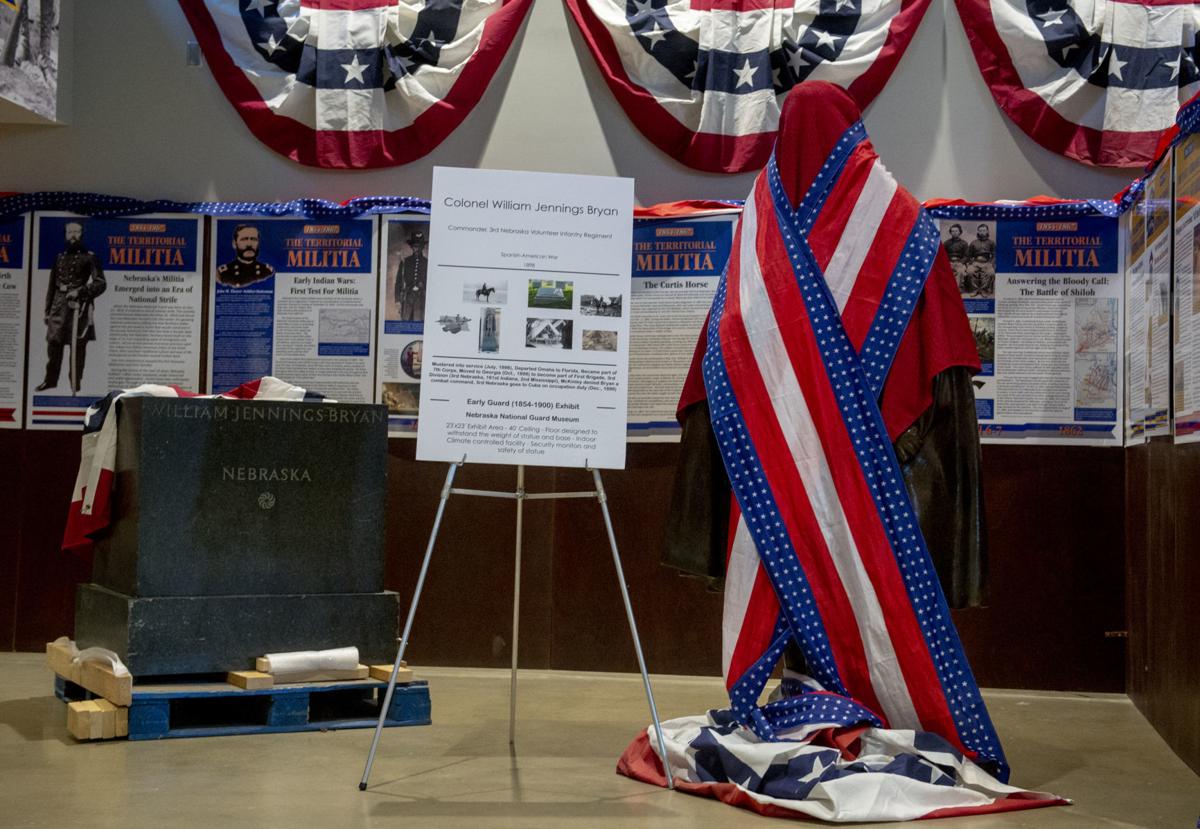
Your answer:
(74, 397), (399, 675)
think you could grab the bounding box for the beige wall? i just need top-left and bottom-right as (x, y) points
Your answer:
(0, 0), (1135, 206)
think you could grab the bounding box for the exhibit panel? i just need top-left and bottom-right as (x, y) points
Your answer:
(375, 214), (430, 437)
(207, 216), (378, 401)
(1125, 190), (1150, 445)
(1144, 161), (1173, 439)
(25, 212), (204, 430)
(627, 209), (736, 441)
(933, 209), (1123, 445)
(1174, 135), (1200, 443)
(416, 167), (634, 470)
(0, 212), (29, 428)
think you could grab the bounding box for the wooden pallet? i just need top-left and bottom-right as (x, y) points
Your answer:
(55, 674), (431, 741)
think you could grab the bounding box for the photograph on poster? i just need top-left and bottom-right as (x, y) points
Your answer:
(970, 317), (994, 364)
(526, 317), (572, 349)
(318, 308), (371, 346)
(1075, 298), (1118, 354)
(216, 223), (275, 286)
(436, 314), (471, 334)
(940, 221), (971, 287)
(382, 381), (419, 415)
(0, 0), (58, 120)
(386, 220), (429, 323)
(401, 340), (422, 379)
(34, 219), (105, 395)
(528, 279), (573, 309)
(582, 329), (618, 352)
(580, 294), (622, 317)
(962, 221), (997, 299)
(463, 280), (507, 304)
(479, 307), (500, 352)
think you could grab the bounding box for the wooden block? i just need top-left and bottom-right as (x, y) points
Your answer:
(270, 665), (369, 684)
(255, 657), (270, 673)
(79, 660), (132, 707)
(369, 664), (414, 684)
(46, 641), (81, 684)
(94, 700), (118, 739)
(227, 671), (274, 690)
(115, 705), (129, 738)
(47, 640), (133, 706)
(67, 700), (121, 741)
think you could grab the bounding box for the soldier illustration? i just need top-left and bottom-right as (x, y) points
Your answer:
(36, 221), (106, 394)
(942, 223), (970, 292)
(394, 229), (427, 322)
(965, 223), (996, 297)
(217, 224), (275, 286)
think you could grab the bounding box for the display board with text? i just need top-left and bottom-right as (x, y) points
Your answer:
(416, 167), (634, 468)
(26, 212), (204, 430)
(627, 211), (735, 440)
(938, 214), (1123, 445)
(0, 214), (29, 428)
(208, 217), (378, 402)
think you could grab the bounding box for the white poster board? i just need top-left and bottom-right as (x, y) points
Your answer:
(0, 214), (29, 428)
(416, 167), (634, 469)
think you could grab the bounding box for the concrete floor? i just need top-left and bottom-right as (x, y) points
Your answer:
(0, 652), (1197, 828)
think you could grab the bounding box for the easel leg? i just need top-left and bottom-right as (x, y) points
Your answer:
(359, 461), (459, 791)
(591, 469), (675, 789)
(509, 465), (524, 746)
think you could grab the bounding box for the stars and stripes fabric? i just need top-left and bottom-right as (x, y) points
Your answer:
(62, 377), (325, 555)
(564, 0), (934, 173)
(617, 82), (1067, 820)
(618, 711), (1065, 821)
(178, 0), (533, 168)
(709, 122), (1007, 767)
(955, 0), (1200, 167)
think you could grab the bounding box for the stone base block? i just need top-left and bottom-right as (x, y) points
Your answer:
(75, 583), (399, 676)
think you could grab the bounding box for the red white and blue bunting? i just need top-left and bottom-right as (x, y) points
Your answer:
(565, 0), (934, 174)
(179, 0), (533, 168)
(955, 0), (1200, 167)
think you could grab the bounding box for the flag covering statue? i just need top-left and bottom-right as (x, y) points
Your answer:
(618, 82), (1066, 821)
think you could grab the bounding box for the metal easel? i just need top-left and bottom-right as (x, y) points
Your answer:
(359, 458), (675, 791)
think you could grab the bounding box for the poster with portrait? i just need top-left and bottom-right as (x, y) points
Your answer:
(0, 213), (29, 428)
(627, 211), (736, 440)
(25, 212), (204, 429)
(938, 212), (1123, 446)
(207, 217), (378, 402)
(375, 215), (429, 435)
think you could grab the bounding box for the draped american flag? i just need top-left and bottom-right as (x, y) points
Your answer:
(956, 0), (1200, 167)
(63, 377), (325, 555)
(618, 101), (1069, 820)
(565, 0), (934, 173)
(708, 121), (1006, 766)
(179, 0), (533, 168)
